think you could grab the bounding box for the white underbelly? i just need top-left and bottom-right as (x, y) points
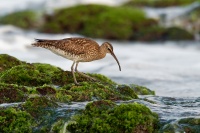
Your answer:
(49, 47), (81, 61)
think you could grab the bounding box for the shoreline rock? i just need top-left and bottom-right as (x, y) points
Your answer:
(0, 54), (158, 132)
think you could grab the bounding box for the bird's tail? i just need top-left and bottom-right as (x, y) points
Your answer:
(32, 39), (55, 47)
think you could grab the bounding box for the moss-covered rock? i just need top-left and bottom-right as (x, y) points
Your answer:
(67, 100), (159, 133)
(0, 10), (40, 29)
(0, 54), (160, 132)
(164, 27), (194, 41)
(41, 4), (111, 33)
(123, 0), (196, 8)
(0, 108), (33, 133)
(60, 81), (138, 102)
(0, 64), (51, 86)
(0, 83), (28, 103)
(0, 54), (139, 102)
(135, 26), (166, 41)
(130, 84), (155, 95)
(41, 4), (160, 40)
(116, 84), (138, 98)
(36, 85), (56, 95)
(179, 118), (200, 132)
(0, 63), (68, 86)
(0, 54), (24, 73)
(23, 96), (58, 118)
(160, 118), (200, 132)
(82, 7), (147, 40)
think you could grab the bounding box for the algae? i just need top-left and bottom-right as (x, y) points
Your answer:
(123, 0), (196, 7)
(130, 84), (155, 95)
(67, 100), (159, 133)
(0, 54), (24, 73)
(0, 54), (161, 132)
(0, 10), (40, 29)
(0, 83), (28, 103)
(0, 108), (33, 133)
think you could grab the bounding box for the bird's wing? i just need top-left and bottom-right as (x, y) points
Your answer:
(33, 38), (99, 55)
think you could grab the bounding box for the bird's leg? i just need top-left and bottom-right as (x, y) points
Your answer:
(75, 62), (97, 82)
(71, 61), (79, 85)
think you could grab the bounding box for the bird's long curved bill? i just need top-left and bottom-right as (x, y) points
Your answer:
(111, 52), (121, 71)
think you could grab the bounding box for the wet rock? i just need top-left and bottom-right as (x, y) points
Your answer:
(123, 0), (196, 8)
(0, 83), (28, 103)
(23, 96), (58, 118)
(0, 54), (140, 102)
(40, 4), (159, 41)
(0, 10), (40, 29)
(0, 108), (33, 133)
(67, 100), (159, 133)
(0, 54), (24, 73)
(161, 118), (200, 132)
(0, 54), (160, 132)
(130, 84), (155, 95)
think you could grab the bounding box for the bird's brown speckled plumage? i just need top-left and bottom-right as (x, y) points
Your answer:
(32, 37), (121, 85)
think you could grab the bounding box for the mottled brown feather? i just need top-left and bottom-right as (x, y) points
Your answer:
(32, 37), (103, 62)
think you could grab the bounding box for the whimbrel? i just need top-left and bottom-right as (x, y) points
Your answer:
(32, 37), (121, 85)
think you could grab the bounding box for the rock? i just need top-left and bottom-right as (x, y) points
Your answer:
(0, 54), (139, 102)
(161, 118), (200, 132)
(0, 10), (40, 29)
(0, 108), (33, 133)
(0, 54), (24, 73)
(130, 84), (155, 95)
(123, 0), (196, 8)
(0, 54), (159, 132)
(40, 4), (159, 40)
(163, 27), (194, 41)
(0, 83), (28, 103)
(67, 100), (159, 133)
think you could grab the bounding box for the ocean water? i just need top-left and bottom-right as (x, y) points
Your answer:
(0, 25), (200, 97)
(1, 0), (200, 126)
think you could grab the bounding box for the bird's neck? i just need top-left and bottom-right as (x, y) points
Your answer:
(98, 45), (107, 59)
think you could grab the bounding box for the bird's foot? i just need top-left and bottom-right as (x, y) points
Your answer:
(74, 80), (81, 86)
(77, 72), (98, 82)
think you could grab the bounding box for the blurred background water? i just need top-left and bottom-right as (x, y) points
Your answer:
(0, 0), (200, 97)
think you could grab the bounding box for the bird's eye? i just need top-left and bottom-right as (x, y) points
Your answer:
(107, 48), (110, 50)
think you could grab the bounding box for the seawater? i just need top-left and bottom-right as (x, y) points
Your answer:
(0, 25), (200, 97)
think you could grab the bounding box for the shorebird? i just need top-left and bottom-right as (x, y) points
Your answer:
(32, 37), (121, 85)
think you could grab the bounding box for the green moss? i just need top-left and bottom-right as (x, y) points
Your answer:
(0, 63), (69, 86)
(0, 108), (33, 133)
(60, 81), (137, 102)
(41, 4), (159, 40)
(56, 89), (72, 102)
(89, 73), (117, 85)
(123, 0), (196, 7)
(136, 26), (165, 41)
(0, 56), (139, 102)
(160, 118), (200, 132)
(67, 100), (159, 133)
(51, 119), (66, 133)
(82, 6), (146, 40)
(116, 85), (138, 99)
(164, 27), (194, 41)
(0, 54), (24, 73)
(189, 8), (200, 22)
(33, 63), (68, 85)
(36, 85), (56, 95)
(0, 83), (28, 103)
(0, 64), (49, 86)
(41, 4), (110, 33)
(130, 84), (155, 95)
(0, 10), (40, 29)
(23, 96), (58, 118)
(178, 118), (200, 132)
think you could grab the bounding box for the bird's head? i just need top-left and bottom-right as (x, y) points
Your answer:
(102, 42), (121, 71)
